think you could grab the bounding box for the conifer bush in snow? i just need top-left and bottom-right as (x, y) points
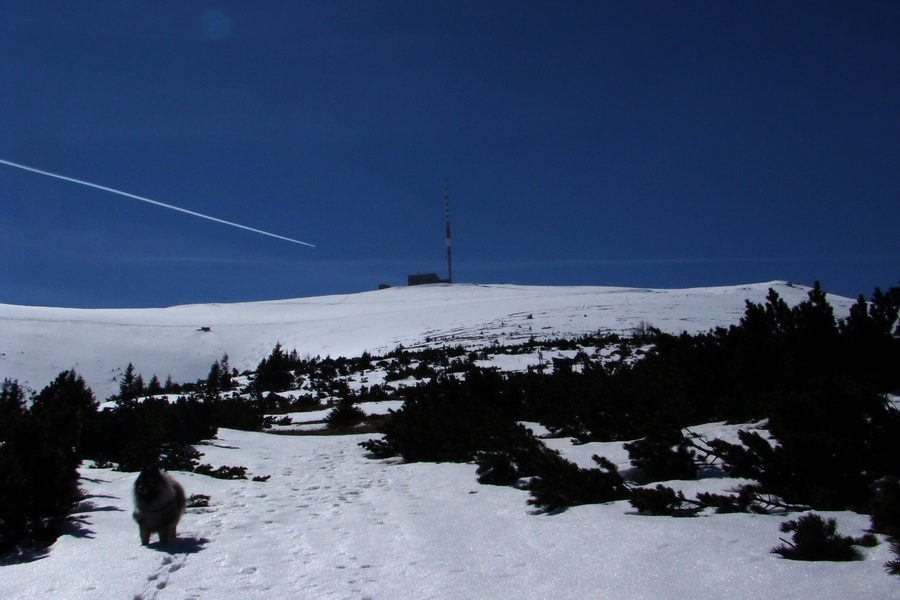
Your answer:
(771, 513), (875, 562)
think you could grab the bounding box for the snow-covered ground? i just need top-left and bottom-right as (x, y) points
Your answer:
(0, 281), (852, 399)
(4, 281), (892, 599)
(265, 400), (405, 433)
(2, 427), (895, 600)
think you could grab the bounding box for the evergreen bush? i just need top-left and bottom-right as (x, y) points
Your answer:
(629, 484), (701, 517)
(624, 429), (698, 483)
(254, 343), (298, 392)
(82, 395), (217, 471)
(695, 485), (768, 514)
(527, 455), (630, 513)
(195, 464), (248, 480)
(362, 368), (522, 463)
(475, 425), (559, 486)
(158, 442), (202, 472)
(325, 399), (367, 428)
(771, 514), (866, 561)
(886, 539), (900, 576)
(0, 372), (96, 555)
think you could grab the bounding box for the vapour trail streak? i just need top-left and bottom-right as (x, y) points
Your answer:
(0, 159), (315, 248)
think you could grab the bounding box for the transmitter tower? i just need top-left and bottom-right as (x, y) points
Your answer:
(444, 179), (453, 284)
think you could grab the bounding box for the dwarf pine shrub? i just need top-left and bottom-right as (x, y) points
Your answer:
(527, 455), (630, 513)
(325, 399), (367, 428)
(623, 429), (698, 483)
(886, 539), (900, 576)
(771, 514), (867, 561)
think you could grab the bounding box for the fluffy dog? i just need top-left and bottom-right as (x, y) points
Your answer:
(132, 465), (186, 545)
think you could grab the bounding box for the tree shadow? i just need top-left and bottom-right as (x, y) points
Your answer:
(199, 440), (238, 449)
(78, 475), (112, 484)
(0, 500), (125, 565)
(529, 506), (570, 516)
(59, 515), (96, 539)
(0, 545), (52, 566)
(72, 499), (125, 514)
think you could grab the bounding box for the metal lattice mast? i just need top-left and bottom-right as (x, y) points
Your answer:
(444, 178), (453, 284)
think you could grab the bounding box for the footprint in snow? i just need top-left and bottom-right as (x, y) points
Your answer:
(135, 553), (187, 600)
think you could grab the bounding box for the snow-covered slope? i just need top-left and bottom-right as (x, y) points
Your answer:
(1, 281), (852, 399)
(2, 428), (895, 600)
(4, 282), (895, 600)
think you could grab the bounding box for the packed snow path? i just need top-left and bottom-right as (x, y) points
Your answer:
(2, 429), (895, 600)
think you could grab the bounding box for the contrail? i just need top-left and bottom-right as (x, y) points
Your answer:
(0, 158), (315, 248)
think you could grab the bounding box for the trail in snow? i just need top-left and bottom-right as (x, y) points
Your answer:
(3, 428), (895, 600)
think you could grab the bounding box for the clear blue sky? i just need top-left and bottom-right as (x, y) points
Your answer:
(2, 2), (898, 308)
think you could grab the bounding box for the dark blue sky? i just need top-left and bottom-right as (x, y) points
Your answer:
(2, 2), (898, 307)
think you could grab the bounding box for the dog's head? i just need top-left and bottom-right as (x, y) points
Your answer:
(135, 464), (165, 497)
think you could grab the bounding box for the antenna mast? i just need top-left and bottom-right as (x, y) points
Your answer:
(444, 178), (453, 284)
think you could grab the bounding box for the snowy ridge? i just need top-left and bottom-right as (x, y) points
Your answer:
(0, 281), (851, 399)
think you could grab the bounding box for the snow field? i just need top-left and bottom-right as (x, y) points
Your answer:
(2, 427), (896, 600)
(1, 281), (848, 400)
(2, 281), (889, 599)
